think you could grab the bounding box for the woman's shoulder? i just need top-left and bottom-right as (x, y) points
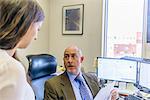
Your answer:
(0, 52), (24, 74)
(0, 50), (34, 99)
(0, 50), (26, 85)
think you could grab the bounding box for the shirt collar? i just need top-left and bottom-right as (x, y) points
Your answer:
(67, 71), (83, 82)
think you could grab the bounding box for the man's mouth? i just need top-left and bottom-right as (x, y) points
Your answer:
(68, 65), (74, 67)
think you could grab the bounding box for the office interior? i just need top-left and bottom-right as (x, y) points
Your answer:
(18, 0), (150, 72)
(18, 0), (102, 73)
(16, 0), (150, 99)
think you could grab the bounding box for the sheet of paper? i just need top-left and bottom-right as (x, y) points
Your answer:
(94, 82), (115, 100)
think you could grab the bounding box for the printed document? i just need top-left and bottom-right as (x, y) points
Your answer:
(94, 82), (115, 100)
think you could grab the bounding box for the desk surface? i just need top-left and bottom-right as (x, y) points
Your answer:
(117, 84), (150, 99)
(104, 81), (150, 99)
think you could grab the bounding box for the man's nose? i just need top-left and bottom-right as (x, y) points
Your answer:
(68, 57), (72, 62)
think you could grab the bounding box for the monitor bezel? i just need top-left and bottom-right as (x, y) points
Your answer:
(96, 57), (138, 83)
(138, 61), (150, 93)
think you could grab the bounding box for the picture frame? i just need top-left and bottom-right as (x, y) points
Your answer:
(62, 4), (84, 35)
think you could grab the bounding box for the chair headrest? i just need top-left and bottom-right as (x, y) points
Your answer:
(26, 54), (57, 80)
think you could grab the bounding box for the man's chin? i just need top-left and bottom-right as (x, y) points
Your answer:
(67, 68), (79, 75)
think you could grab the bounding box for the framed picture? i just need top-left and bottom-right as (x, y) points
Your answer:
(62, 4), (84, 35)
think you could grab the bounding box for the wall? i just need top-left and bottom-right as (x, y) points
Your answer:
(48, 0), (103, 72)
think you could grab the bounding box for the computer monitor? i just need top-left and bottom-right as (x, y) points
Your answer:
(139, 62), (150, 92)
(97, 57), (137, 83)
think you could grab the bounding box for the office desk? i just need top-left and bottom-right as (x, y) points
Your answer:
(100, 81), (150, 100)
(117, 83), (150, 100)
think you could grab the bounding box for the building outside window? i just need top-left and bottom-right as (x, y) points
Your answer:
(102, 0), (144, 58)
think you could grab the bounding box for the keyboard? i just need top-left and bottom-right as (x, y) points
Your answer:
(125, 94), (142, 100)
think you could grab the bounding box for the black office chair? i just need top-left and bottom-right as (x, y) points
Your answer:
(26, 54), (57, 100)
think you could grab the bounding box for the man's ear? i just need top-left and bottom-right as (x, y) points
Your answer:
(80, 56), (84, 63)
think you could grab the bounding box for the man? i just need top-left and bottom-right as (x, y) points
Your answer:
(44, 45), (117, 100)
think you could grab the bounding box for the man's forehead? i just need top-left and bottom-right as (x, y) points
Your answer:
(64, 50), (78, 55)
(64, 46), (82, 56)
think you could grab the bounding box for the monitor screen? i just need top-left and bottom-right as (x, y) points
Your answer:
(97, 57), (137, 83)
(139, 62), (150, 89)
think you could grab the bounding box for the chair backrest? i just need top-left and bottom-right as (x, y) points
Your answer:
(26, 54), (57, 100)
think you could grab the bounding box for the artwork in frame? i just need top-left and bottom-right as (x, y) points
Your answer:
(62, 4), (84, 35)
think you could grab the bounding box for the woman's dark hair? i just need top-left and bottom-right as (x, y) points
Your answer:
(0, 0), (45, 50)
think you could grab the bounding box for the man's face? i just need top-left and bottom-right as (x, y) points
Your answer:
(63, 47), (83, 75)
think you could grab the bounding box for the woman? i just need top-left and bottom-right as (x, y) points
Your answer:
(0, 0), (44, 100)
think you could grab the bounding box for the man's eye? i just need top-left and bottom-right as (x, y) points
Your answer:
(72, 55), (77, 58)
(64, 56), (68, 59)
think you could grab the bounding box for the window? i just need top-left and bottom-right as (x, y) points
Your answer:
(102, 0), (144, 58)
